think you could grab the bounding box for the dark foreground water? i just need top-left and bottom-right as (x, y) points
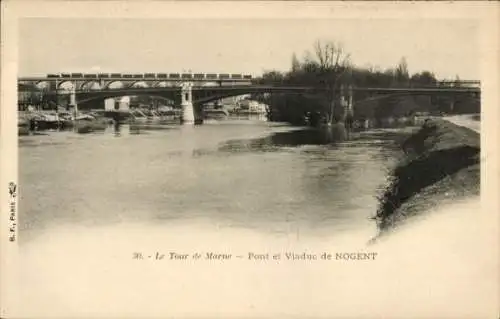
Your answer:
(19, 120), (409, 243)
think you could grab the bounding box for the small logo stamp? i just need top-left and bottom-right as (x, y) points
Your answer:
(8, 182), (17, 196)
(8, 182), (17, 242)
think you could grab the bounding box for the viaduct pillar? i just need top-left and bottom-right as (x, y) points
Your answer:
(69, 84), (78, 117)
(180, 82), (195, 124)
(346, 85), (354, 117)
(340, 85), (354, 119)
(449, 100), (455, 113)
(349, 85), (353, 116)
(341, 84), (354, 129)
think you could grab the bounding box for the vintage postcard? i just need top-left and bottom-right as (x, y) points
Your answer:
(1, 1), (499, 318)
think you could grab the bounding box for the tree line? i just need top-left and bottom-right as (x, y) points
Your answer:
(251, 40), (479, 126)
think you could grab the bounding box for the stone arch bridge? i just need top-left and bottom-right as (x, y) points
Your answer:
(18, 78), (481, 125)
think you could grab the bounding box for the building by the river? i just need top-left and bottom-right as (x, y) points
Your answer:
(236, 99), (267, 114)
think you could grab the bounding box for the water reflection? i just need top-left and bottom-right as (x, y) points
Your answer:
(218, 124), (416, 154)
(19, 119), (412, 243)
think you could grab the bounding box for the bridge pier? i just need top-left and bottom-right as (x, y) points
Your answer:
(180, 82), (195, 125)
(194, 104), (204, 125)
(340, 85), (354, 127)
(449, 100), (455, 113)
(69, 86), (78, 117)
(340, 85), (354, 117)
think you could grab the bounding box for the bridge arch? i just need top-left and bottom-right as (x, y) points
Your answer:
(35, 81), (51, 90)
(57, 81), (75, 92)
(352, 91), (481, 119)
(354, 91), (481, 105)
(129, 81), (150, 88)
(195, 93), (260, 106)
(77, 92), (177, 106)
(103, 81), (125, 89)
(79, 81), (102, 91)
(195, 93), (245, 105)
(354, 92), (426, 104)
(153, 81), (177, 88)
(192, 87), (314, 105)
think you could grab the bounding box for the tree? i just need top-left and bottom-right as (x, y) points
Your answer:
(395, 57), (410, 86)
(313, 40), (349, 71)
(291, 53), (301, 73)
(258, 39), (463, 126)
(258, 70), (285, 84)
(410, 71), (437, 86)
(311, 40), (352, 123)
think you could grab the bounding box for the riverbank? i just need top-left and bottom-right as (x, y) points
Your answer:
(444, 113), (481, 133)
(374, 118), (480, 232)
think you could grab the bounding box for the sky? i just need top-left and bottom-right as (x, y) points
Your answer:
(19, 18), (480, 80)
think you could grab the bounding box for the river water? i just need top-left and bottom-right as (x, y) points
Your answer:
(15, 119), (496, 318)
(19, 120), (406, 243)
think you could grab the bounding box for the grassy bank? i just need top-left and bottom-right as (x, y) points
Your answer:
(375, 118), (480, 231)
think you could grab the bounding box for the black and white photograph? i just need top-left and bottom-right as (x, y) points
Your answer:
(1, 1), (499, 318)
